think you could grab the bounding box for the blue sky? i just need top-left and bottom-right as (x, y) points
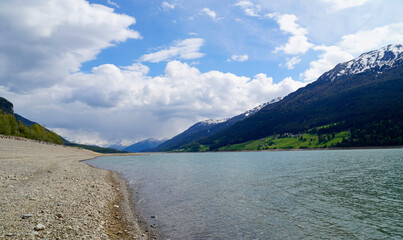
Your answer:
(0, 0), (402, 146)
(82, 0), (320, 80)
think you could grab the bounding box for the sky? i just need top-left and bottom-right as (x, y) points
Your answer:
(0, 0), (402, 147)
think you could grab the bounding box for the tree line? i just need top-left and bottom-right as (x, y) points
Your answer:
(0, 110), (63, 144)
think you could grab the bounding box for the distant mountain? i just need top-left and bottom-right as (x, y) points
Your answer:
(107, 143), (128, 151)
(200, 44), (403, 149)
(151, 97), (282, 151)
(123, 138), (166, 152)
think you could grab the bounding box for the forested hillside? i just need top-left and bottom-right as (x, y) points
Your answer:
(0, 110), (63, 144)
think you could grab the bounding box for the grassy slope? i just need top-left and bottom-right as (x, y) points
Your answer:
(218, 132), (349, 151)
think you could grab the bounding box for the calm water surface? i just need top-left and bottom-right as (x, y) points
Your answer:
(86, 149), (403, 239)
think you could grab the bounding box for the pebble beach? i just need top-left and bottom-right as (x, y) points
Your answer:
(0, 135), (149, 239)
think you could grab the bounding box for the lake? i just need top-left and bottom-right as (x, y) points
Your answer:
(86, 149), (403, 239)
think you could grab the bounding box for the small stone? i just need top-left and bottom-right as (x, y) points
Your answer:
(150, 224), (156, 228)
(150, 215), (157, 219)
(21, 214), (34, 219)
(5, 233), (13, 237)
(34, 223), (46, 231)
(32, 231), (39, 236)
(10, 177), (17, 180)
(56, 213), (63, 219)
(57, 203), (61, 206)
(113, 205), (119, 208)
(142, 234), (147, 237)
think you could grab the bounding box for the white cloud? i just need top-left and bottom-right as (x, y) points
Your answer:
(302, 22), (403, 81)
(161, 1), (175, 11)
(229, 54), (249, 62)
(338, 22), (403, 54)
(201, 8), (218, 20)
(107, 0), (119, 8)
(140, 38), (205, 62)
(301, 45), (353, 81)
(65, 60), (306, 116)
(321, 0), (370, 11)
(268, 13), (314, 55)
(285, 56), (301, 69)
(0, 0), (140, 93)
(235, 0), (261, 17)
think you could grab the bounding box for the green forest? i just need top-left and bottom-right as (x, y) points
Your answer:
(0, 110), (63, 144)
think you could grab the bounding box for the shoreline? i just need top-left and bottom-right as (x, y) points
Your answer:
(86, 160), (162, 240)
(157, 145), (403, 153)
(0, 135), (152, 239)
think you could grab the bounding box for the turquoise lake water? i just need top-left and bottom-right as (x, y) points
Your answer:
(86, 149), (403, 239)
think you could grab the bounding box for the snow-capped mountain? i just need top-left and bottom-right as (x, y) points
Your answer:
(320, 44), (403, 82)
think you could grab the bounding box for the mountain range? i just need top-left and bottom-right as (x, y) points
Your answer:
(151, 44), (403, 151)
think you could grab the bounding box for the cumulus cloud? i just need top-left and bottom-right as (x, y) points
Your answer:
(338, 22), (403, 54)
(140, 38), (205, 62)
(228, 54), (249, 62)
(0, 0), (140, 93)
(161, 1), (175, 11)
(267, 13), (314, 55)
(321, 0), (370, 11)
(65, 60), (305, 113)
(235, 0), (261, 17)
(302, 22), (403, 81)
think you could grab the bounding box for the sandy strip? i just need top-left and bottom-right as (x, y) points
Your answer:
(0, 135), (151, 239)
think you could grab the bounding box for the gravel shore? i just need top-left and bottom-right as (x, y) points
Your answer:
(0, 135), (148, 239)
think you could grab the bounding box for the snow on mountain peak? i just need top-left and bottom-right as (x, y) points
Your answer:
(199, 97), (284, 126)
(200, 118), (229, 125)
(244, 97), (283, 117)
(321, 44), (403, 82)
